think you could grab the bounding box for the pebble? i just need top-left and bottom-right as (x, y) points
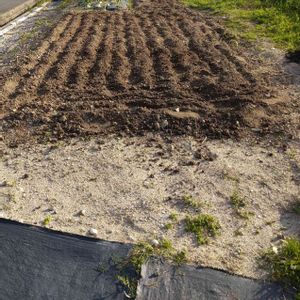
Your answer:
(88, 228), (98, 237)
(0, 181), (7, 187)
(151, 239), (160, 247)
(175, 107), (180, 112)
(79, 209), (86, 216)
(161, 120), (169, 128)
(154, 122), (160, 130)
(272, 246), (278, 254)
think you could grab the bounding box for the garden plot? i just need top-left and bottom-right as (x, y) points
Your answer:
(1, 0), (298, 147)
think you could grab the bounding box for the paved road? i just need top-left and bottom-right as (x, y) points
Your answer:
(0, 0), (32, 14)
(0, 0), (40, 26)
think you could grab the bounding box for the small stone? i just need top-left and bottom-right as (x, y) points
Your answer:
(79, 209), (86, 216)
(0, 181), (7, 187)
(272, 246), (278, 254)
(154, 122), (160, 130)
(251, 128), (262, 132)
(151, 239), (159, 247)
(88, 228), (98, 237)
(175, 107), (180, 112)
(169, 145), (175, 152)
(20, 174), (29, 180)
(128, 235), (136, 242)
(161, 120), (169, 128)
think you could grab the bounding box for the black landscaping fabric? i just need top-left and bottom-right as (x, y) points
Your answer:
(0, 219), (132, 300)
(137, 258), (293, 300)
(0, 219), (293, 300)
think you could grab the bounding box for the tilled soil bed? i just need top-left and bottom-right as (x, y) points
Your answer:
(0, 0), (299, 146)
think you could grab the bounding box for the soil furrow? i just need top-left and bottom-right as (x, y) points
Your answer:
(124, 12), (154, 89)
(39, 14), (92, 92)
(88, 14), (116, 92)
(138, 13), (179, 93)
(66, 15), (100, 87)
(80, 13), (110, 88)
(106, 12), (130, 92)
(3, 14), (75, 99)
(13, 14), (82, 99)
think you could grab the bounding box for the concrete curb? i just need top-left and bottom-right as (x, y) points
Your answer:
(0, 0), (41, 27)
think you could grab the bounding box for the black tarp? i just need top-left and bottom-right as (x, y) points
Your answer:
(137, 258), (293, 300)
(0, 219), (293, 299)
(0, 219), (132, 300)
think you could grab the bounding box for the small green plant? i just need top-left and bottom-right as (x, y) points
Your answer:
(185, 214), (221, 245)
(43, 215), (52, 226)
(287, 148), (297, 160)
(182, 195), (204, 209)
(164, 223), (173, 230)
(231, 189), (246, 210)
(129, 239), (186, 271)
(169, 212), (178, 222)
(165, 213), (179, 230)
(116, 275), (137, 299)
(116, 239), (188, 298)
(230, 189), (253, 219)
(262, 238), (300, 292)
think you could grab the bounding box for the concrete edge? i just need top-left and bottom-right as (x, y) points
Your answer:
(0, 0), (42, 27)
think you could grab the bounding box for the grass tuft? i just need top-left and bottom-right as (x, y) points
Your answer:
(185, 214), (221, 245)
(116, 239), (187, 298)
(182, 195), (207, 209)
(230, 189), (254, 219)
(263, 238), (300, 292)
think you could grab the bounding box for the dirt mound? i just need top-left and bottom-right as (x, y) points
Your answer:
(0, 0), (296, 146)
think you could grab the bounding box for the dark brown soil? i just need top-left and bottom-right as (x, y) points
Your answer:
(0, 0), (298, 146)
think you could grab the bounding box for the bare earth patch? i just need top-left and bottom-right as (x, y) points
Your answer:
(0, 135), (299, 278)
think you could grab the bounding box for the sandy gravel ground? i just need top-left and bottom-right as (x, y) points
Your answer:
(0, 135), (299, 278)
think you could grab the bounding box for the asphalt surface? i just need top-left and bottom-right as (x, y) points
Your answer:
(0, 0), (40, 26)
(0, 0), (32, 14)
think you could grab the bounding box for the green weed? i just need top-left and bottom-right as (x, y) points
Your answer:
(116, 275), (137, 299)
(164, 223), (173, 230)
(230, 189), (254, 219)
(165, 213), (179, 230)
(287, 148), (297, 160)
(182, 195), (207, 209)
(116, 239), (187, 298)
(185, 214), (221, 245)
(262, 238), (300, 292)
(169, 212), (178, 222)
(43, 215), (52, 226)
